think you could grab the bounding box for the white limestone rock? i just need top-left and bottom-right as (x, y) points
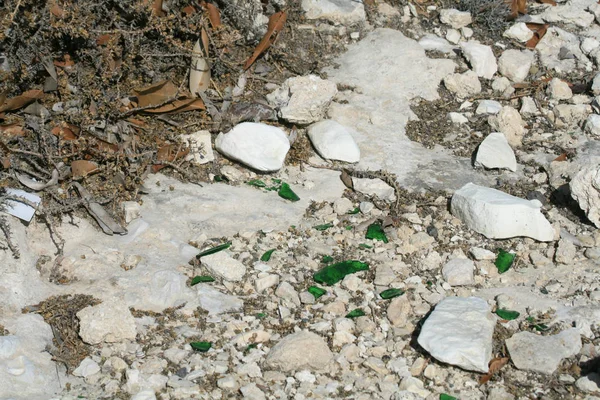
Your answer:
(442, 258), (475, 286)
(570, 164), (600, 228)
(73, 357), (101, 378)
(470, 247), (495, 261)
(553, 104), (592, 128)
(520, 96), (538, 115)
(451, 183), (555, 241)
(439, 9), (472, 29)
(417, 297), (495, 372)
(196, 284), (243, 315)
(498, 49), (535, 82)
(585, 114), (600, 136)
(418, 34), (455, 54)
(215, 122), (290, 172)
(307, 120), (360, 163)
(547, 78), (573, 100)
(352, 177), (396, 201)
(77, 300), (137, 345)
(200, 250), (246, 282)
(488, 106), (525, 147)
(460, 42), (497, 79)
(475, 132), (517, 172)
(179, 130), (214, 165)
(267, 74), (337, 124)
(581, 37), (600, 55)
(302, 0), (366, 25)
(448, 112), (469, 124)
(593, 72), (600, 96)
(503, 23), (533, 43)
(536, 27), (588, 73)
(444, 70), (482, 98)
(446, 29), (461, 45)
(476, 100), (502, 115)
(265, 331), (333, 372)
(506, 329), (582, 374)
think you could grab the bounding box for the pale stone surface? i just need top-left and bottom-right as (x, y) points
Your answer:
(444, 70), (482, 98)
(460, 42), (497, 79)
(353, 177), (396, 201)
(418, 34), (455, 53)
(449, 112), (468, 124)
(418, 297), (495, 372)
(575, 373), (600, 393)
(387, 296), (412, 326)
(553, 104), (591, 128)
(506, 329), (582, 374)
(536, 27), (588, 72)
(307, 120), (360, 163)
(475, 132), (517, 172)
(73, 357), (101, 378)
(200, 250), (246, 282)
(196, 284), (243, 315)
(503, 23), (533, 42)
(215, 122), (290, 172)
(570, 165), (600, 228)
(470, 247), (495, 260)
(179, 130), (214, 165)
(498, 49), (535, 82)
(77, 300), (137, 345)
(442, 258), (475, 286)
(439, 9), (472, 29)
(267, 75), (337, 124)
(451, 183), (555, 241)
(476, 100), (502, 115)
(302, 0), (366, 25)
(264, 331), (333, 372)
(488, 106), (525, 147)
(548, 78), (573, 100)
(585, 114), (600, 136)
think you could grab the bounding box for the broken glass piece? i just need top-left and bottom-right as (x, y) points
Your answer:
(314, 223), (334, 231)
(348, 207), (360, 214)
(321, 255), (334, 263)
(345, 308), (366, 318)
(366, 223), (388, 243)
(190, 341), (212, 352)
(359, 243), (372, 249)
(190, 275), (215, 286)
(197, 242), (231, 258)
(495, 249), (516, 273)
(308, 286), (327, 299)
(261, 249), (275, 262)
(440, 394), (457, 400)
(278, 182), (300, 202)
(379, 288), (404, 300)
(495, 309), (520, 321)
(246, 179), (266, 187)
(313, 260), (369, 286)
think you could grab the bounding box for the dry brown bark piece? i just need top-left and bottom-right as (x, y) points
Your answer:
(244, 11), (287, 70)
(0, 90), (44, 113)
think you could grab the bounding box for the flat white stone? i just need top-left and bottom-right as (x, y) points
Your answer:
(585, 114), (600, 136)
(417, 297), (495, 372)
(307, 120), (360, 163)
(469, 247), (495, 261)
(201, 251), (246, 282)
(475, 100), (502, 115)
(451, 183), (555, 241)
(498, 49), (535, 82)
(506, 329), (582, 374)
(265, 331), (333, 372)
(444, 70), (482, 98)
(215, 122), (290, 172)
(73, 357), (100, 378)
(448, 112), (468, 124)
(446, 29), (461, 45)
(475, 132), (517, 172)
(180, 130), (214, 165)
(439, 9), (472, 29)
(442, 258), (475, 286)
(547, 78), (573, 100)
(302, 0), (366, 25)
(503, 22), (534, 42)
(352, 177), (396, 201)
(418, 34), (455, 54)
(196, 284), (243, 315)
(460, 42), (497, 79)
(536, 27), (587, 73)
(488, 106), (525, 147)
(77, 300), (137, 345)
(570, 164), (600, 228)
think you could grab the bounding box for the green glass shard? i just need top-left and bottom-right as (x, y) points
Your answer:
(214, 175), (229, 182)
(534, 323), (549, 331)
(495, 309), (520, 321)
(321, 255), (334, 263)
(526, 316), (534, 323)
(246, 179), (266, 187)
(278, 183), (300, 202)
(256, 312), (267, 319)
(346, 308), (366, 318)
(440, 394), (458, 400)
(380, 288), (404, 300)
(540, 287), (549, 294)
(366, 223), (388, 243)
(359, 243), (372, 249)
(272, 178), (282, 184)
(244, 344), (258, 354)
(348, 207), (360, 214)
(190, 275), (215, 286)
(314, 223), (334, 231)
(190, 341), (212, 352)
(261, 249), (276, 262)
(495, 249), (515, 274)
(197, 242), (231, 258)
(308, 286), (327, 299)
(313, 260), (369, 286)
(345, 225), (353, 230)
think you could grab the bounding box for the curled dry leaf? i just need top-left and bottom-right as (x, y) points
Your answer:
(71, 160), (98, 178)
(133, 80), (205, 114)
(53, 55), (75, 68)
(201, 1), (222, 29)
(537, 0), (557, 4)
(0, 90), (44, 113)
(51, 122), (80, 141)
(0, 123), (26, 138)
(244, 11), (287, 70)
(16, 168), (60, 191)
(71, 182), (127, 235)
(553, 153), (568, 162)
(479, 357), (509, 384)
(526, 23), (549, 48)
(189, 30), (211, 96)
(153, 144), (190, 172)
(508, 0), (527, 20)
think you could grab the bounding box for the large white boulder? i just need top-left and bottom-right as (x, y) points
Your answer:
(475, 132), (517, 172)
(307, 120), (360, 163)
(215, 122), (290, 172)
(460, 42), (497, 79)
(570, 164), (600, 228)
(451, 183), (555, 241)
(418, 297), (495, 373)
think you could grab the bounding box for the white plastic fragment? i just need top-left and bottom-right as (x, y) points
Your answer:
(3, 188), (41, 222)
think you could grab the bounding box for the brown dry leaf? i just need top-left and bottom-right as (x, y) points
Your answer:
(0, 90), (44, 113)
(96, 34), (114, 46)
(363, 0), (375, 5)
(51, 122), (79, 141)
(537, 0), (557, 4)
(0, 123), (26, 138)
(151, 0), (165, 16)
(182, 5), (195, 14)
(508, 0), (527, 20)
(49, 0), (64, 17)
(95, 139), (119, 153)
(340, 169), (354, 189)
(553, 153), (568, 162)
(479, 357), (509, 384)
(153, 145), (189, 172)
(54, 55), (75, 68)
(143, 98), (205, 114)
(133, 80), (179, 108)
(201, 2), (222, 29)
(244, 11), (287, 70)
(1, 157), (10, 169)
(71, 160), (98, 178)
(526, 23), (549, 48)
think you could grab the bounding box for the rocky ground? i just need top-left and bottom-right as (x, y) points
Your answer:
(1, 0), (600, 399)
